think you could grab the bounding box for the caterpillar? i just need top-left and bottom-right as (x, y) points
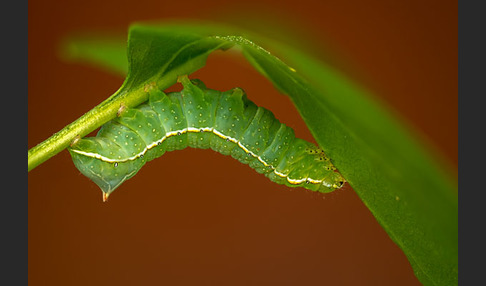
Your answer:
(68, 76), (345, 201)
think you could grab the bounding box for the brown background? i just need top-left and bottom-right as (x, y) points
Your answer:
(28, 0), (457, 285)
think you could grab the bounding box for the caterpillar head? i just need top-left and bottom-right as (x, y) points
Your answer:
(317, 171), (346, 193)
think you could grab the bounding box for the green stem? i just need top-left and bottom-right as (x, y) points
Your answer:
(28, 85), (149, 172)
(28, 88), (139, 171)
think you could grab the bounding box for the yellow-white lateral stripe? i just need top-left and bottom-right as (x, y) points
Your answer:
(71, 127), (330, 186)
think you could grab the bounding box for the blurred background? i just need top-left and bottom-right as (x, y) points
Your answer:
(28, 0), (457, 285)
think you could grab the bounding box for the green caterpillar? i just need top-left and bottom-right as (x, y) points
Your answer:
(69, 76), (345, 201)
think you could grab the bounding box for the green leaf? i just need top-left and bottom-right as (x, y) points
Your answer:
(59, 32), (129, 75)
(241, 38), (458, 285)
(62, 21), (457, 285)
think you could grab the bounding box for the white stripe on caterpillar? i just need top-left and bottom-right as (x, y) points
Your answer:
(71, 126), (331, 187)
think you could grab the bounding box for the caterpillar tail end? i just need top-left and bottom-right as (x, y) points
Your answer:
(68, 139), (144, 201)
(102, 192), (110, 202)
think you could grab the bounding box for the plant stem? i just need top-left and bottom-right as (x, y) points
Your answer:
(28, 86), (148, 172)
